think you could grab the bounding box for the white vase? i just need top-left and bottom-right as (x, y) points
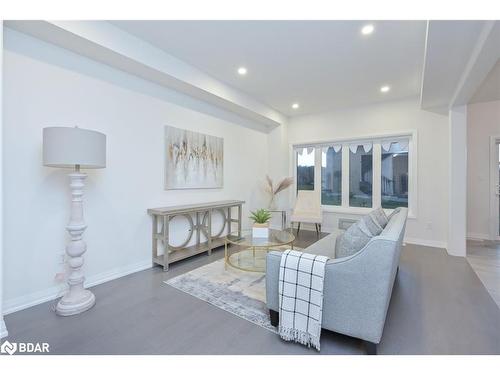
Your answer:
(268, 195), (277, 210)
(252, 223), (269, 238)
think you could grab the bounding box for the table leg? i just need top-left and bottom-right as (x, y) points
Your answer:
(152, 215), (158, 261)
(224, 240), (228, 270)
(207, 209), (212, 256)
(163, 215), (170, 271)
(238, 204), (242, 236)
(196, 211), (200, 246)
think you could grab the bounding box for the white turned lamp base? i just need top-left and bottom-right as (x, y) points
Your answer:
(56, 171), (96, 317)
(56, 289), (95, 316)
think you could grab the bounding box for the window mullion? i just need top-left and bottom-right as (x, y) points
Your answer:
(314, 147), (322, 196)
(373, 142), (382, 208)
(341, 144), (349, 207)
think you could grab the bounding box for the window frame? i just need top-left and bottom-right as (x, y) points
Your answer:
(291, 130), (417, 218)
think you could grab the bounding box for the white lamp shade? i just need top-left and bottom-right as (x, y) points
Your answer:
(43, 127), (106, 169)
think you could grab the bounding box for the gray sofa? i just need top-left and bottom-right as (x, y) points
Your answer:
(266, 207), (408, 354)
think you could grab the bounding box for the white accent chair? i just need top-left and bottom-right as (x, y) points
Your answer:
(290, 190), (323, 235)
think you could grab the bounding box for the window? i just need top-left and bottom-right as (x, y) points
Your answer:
(296, 147), (315, 191)
(293, 133), (414, 214)
(381, 141), (409, 208)
(349, 144), (373, 208)
(321, 146), (342, 205)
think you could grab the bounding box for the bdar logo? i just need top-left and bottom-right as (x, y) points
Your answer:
(0, 340), (49, 354)
(0, 340), (17, 355)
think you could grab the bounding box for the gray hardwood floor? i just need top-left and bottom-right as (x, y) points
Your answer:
(3, 230), (500, 355)
(467, 240), (500, 308)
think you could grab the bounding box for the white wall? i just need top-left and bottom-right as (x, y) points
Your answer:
(2, 29), (271, 314)
(448, 106), (467, 257)
(286, 99), (450, 248)
(467, 100), (500, 240)
(0, 22), (8, 338)
(266, 119), (291, 209)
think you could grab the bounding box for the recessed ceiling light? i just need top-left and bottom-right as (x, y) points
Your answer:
(292, 103), (300, 109)
(361, 24), (375, 35)
(380, 85), (390, 93)
(237, 67), (247, 75)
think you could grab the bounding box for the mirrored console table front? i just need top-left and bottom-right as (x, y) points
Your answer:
(147, 200), (245, 271)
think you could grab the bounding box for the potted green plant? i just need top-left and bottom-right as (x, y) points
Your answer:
(249, 208), (272, 238)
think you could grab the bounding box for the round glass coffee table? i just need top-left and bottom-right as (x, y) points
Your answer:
(224, 229), (295, 272)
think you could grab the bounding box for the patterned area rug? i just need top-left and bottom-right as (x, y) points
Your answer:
(165, 246), (301, 332)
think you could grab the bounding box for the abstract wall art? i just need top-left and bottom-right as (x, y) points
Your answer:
(164, 126), (224, 189)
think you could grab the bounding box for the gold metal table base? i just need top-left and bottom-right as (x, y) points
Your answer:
(224, 231), (295, 273)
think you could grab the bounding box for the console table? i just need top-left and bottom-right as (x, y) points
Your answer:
(147, 200), (244, 271)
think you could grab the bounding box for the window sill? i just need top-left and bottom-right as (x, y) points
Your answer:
(320, 205), (416, 219)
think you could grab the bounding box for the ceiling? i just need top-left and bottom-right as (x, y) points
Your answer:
(470, 58), (500, 104)
(111, 21), (427, 116)
(420, 21), (488, 112)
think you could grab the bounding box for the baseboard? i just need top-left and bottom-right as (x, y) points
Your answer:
(467, 232), (490, 241)
(404, 237), (447, 249)
(0, 318), (8, 338)
(84, 259), (152, 289)
(291, 223), (325, 232)
(3, 259), (152, 315)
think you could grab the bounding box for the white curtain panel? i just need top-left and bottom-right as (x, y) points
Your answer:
(349, 142), (372, 153)
(381, 139), (409, 152)
(398, 139), (409, 151)
(381, 141), (393, 151)
(296, 147), (315, 156)
(322, 144), (342, 153)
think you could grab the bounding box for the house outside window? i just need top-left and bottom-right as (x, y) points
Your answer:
(349, 143), (373, 208)
(381, 141), (409, 209)
(296, 147), (315, 191)
(293, 133), (414, 215)
(321, 146), (342, 205)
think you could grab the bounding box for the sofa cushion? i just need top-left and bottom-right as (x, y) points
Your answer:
(304, 232), (337, 258)
(361, 214), (383, 236)
(335, 219), (373, 258)
(370, 207), (389, 228)
(387, 207), (402, 221)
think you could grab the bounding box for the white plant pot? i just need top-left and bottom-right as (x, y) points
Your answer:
(252, 224), (269, 238)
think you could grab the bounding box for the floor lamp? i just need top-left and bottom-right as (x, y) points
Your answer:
(43, 127), (106, 316)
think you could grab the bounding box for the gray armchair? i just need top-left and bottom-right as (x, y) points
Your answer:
(266, 208), (408, 354)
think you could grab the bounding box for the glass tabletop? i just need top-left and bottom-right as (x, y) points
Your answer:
(226, 229), (295, 248)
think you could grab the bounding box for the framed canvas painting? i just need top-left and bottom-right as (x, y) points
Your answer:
(164, 126), (224, 189)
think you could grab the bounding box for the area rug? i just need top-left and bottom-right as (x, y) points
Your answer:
(164, 246), (302, 332)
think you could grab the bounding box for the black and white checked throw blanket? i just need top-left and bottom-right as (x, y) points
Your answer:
(278, 249), (329, 351)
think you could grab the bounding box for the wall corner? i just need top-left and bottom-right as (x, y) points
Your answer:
(447, 105), (468, 257)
